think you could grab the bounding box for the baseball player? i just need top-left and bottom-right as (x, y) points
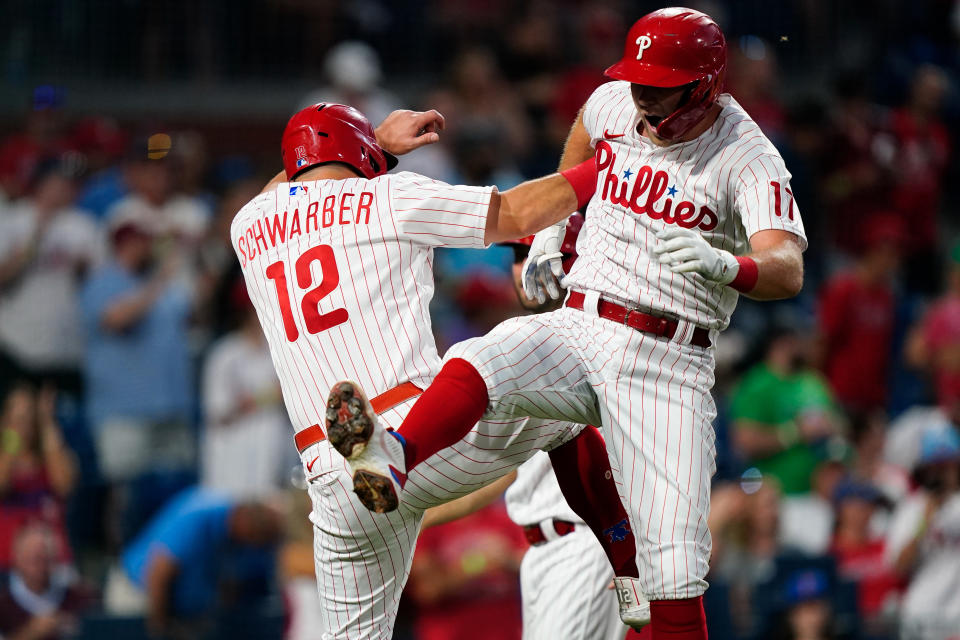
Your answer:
(331, 8), (806, 640)
(232, 104), (641, 639)
(421, 215), (645, 640)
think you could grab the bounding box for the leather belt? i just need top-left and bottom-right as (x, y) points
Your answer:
(523, 519), (577, 546)
(565, 290), (711, 348)
(294, 381), (423, 453)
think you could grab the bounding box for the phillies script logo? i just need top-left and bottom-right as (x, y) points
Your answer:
(595, 140), (718, 231)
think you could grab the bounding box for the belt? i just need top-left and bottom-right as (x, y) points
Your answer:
(523, 519), (577, 546)
(565, 290), (711, 348)
(294, 381), (423, 453)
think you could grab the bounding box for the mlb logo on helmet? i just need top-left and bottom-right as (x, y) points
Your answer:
(296, 158), (308, 168)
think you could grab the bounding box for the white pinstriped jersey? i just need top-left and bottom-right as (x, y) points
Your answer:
(505, 452), (580, 526)
(564, 81), (807, 330)
(230, 172), (491, 470)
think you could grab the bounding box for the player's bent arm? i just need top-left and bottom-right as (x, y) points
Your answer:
(557, 107), (594, 171)
(741, 229), (804, 300)
(374, 109), (445, 155)
(421, 471), (517, 529)
(145, 551), (179, 636)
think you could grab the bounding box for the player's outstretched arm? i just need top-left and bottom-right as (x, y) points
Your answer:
(485, 157), (596, 244)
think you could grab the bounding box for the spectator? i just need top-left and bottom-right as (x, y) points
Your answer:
(779, 459), (849, 556)
(105, 487), (283, 640)
(848, 410), (909, 504)
(200, 280), (292, 499)
(408, 501), (524, 640)
(822, 71), (892, 256)
(106, 138), (210, 249)
(816, 214), (903, 413)
(194, 178), (260, 338)
(72, 116), (129, 218)
(709, 481), (784, 637)
(767, 569), (837, 640)
(886, 65), (951, 291)
(828, 479), (902, 633)
(0, 87), (69, 203)
(80, 207), (195, 542)
(0, 158), (103, 395)
(906, 240), (960, 412)
(0, 523), (94, 640)
(426, 47), (533, 165)
(0, 383), (76, 569)
(885, 428), (960, 639)
(298, 41), (400, 130)
(730, 327), (842, 495)
(725, 37), (785, 139)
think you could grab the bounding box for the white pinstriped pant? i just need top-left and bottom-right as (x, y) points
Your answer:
(520, 526), (627, 640)
(446, 299), (718, 600)
(304, 394), (593, 639)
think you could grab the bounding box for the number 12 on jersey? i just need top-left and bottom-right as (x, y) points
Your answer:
(265, 244), (348, 342)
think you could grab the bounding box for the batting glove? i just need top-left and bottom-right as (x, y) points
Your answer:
(652, 227), (739, 285)
(522, 221), (567, 304)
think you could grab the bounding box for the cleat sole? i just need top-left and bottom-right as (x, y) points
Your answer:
(326, 381), (375, 459)
(353, 470), (399, 513)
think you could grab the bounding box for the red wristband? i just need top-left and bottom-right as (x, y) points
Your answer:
(729, 256), (758, 293)
(560, 158), (598, 210)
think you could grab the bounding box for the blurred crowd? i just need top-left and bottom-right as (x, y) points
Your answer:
(2, 1), (960, 639)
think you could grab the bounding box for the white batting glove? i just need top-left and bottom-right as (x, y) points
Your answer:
(522, 221), (567, 304)
(652, 227), (739, 284)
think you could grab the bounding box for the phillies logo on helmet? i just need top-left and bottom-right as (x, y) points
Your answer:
(635, 35), (652, 60)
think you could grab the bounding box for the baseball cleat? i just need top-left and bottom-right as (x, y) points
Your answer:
(613, 577), (651, 630)
(326, 380), (406, 513)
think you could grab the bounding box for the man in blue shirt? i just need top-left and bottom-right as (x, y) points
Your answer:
(80, 208), (195, 541)
(120, 487), (282, 638)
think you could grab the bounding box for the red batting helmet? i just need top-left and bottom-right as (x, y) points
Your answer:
(605, 7), (726, 141)
(281, 103), (398, 180)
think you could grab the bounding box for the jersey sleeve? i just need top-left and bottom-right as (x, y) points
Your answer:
(387, 172), (493, 249)
(581, 81), (633, 147)
(733, 154), (808, 250)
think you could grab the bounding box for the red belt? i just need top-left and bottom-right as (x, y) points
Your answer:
(565, 290), (711, 348)
(294, 381), (423, 453)
(523, 519), (577, 546)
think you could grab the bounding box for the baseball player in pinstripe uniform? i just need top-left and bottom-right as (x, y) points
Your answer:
(421, 216), (645, 639)
(233, 104), (639, 639)
(331, 8), (807, 640)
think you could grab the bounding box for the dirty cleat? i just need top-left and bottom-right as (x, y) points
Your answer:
(326, 380), (406, 513)
(613, 576), (651, 630)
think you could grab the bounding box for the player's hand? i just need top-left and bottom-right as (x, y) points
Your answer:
(652, 227), (739, 284)
(375, 109), (446, 156)
(522, 222), (567, 304)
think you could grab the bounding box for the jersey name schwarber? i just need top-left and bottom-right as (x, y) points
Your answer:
(231, 172), (492, 442)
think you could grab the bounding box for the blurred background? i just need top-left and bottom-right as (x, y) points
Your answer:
(1, 0), (959, 638)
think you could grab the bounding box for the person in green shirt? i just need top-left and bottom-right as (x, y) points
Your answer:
(730, 327), (841, 494)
